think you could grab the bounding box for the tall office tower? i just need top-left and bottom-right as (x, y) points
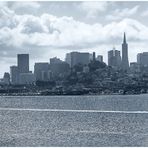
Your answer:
(3, 72), (10, 85)
(10, 66), (19, 85)
(137, 52), (148, 66)
(17, 54), (29, 73)
(108, 47), (121, 68)
(121, 33), (129, 71)
(93, 52), (96, 61)
(65, 53), (71, 66)
(65, 52), (90, 67)
(96, 55), (103, 62)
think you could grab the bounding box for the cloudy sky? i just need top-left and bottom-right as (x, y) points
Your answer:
(0, 1), (148, 77)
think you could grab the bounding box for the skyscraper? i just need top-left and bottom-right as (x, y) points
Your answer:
(121, 33), (129, 71)
(10, 66), (19, 85)
(108, 47), (121, 68)
(17, 54), (29, 73)
(92, 52), (96, 61)
(3, 72), (10, 85)
(96, 55), (103, 62)
(137, 52), (148, 66)
(65, 52), (90, 67)
(34, 63), (50, 81)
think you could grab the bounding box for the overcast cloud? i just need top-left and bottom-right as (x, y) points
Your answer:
(0, 1), (148, 77)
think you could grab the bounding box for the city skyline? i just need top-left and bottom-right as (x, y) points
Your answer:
(1, 1), (148, 76)
(0, 32), (147, 78)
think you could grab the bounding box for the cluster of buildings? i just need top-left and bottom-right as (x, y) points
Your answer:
(9, 56), (70, 85)
(108, 33), (129, 70)
(10, 54), (35, 85)
(7, 52), (103, 85)
(0, 33), (148, 87)
(108, 33), (148, 75)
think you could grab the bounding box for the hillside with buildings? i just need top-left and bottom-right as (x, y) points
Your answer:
(0, 33), (148, 95)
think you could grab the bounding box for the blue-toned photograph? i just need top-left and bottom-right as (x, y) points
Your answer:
(0, 1), (148, 147)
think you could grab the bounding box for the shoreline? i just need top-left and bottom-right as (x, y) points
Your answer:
(0, 92), (148, 97)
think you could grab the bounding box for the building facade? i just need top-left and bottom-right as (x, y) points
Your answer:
(34, 63), (50, 81)
(65, 52), (90, 67)
(137, 52), (148, 66)
(50, 62), (70, 76)
(3, 72), (10, 85)
(19, 72), (35, 85)
(130, 62), (141, 73)
(92, 52), (96, 61)
(17, 54), (29, 73)
(10, 66), (19, 85)
(96, 55), (103, 62)
(50, 57), (63, 65)
(108, 47), (121, 68)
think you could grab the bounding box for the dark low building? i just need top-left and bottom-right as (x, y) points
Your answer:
(34, 63), (50, 81)
(50, 61), (70, 76)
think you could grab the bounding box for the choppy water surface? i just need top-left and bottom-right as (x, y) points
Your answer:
(0, 94), (148, 146)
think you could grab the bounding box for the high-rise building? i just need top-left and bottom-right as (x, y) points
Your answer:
(3, 72), (10, 85)
(137, 52), (148, 66)
(10, 66), (19, 85)
(50, 57), (70, 76)
(121, 33), (129, 71)
(93, 52), (96, 61)
(17, 54), (29, 73)
(65, 52), (90, 67)
(108, 47), (121, 68)
(34, 63), (50, 81)
(50, 62), (70, 76)
(96, 55), (103, 62)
